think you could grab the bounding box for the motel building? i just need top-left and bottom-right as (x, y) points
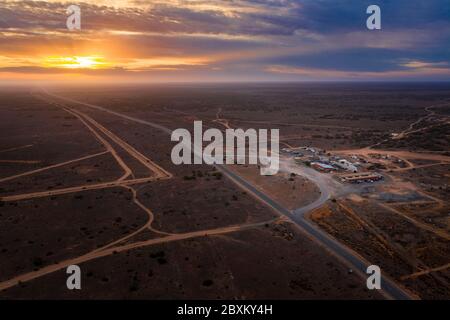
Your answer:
(339, 172), (383, 183)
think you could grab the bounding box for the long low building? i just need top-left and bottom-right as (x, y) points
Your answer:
(339, 172), (383, 183)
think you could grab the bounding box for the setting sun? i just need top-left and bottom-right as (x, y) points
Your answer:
(43, 56), (108, 69)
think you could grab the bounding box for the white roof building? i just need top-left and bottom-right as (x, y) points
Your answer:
(333, 159), (358, 172)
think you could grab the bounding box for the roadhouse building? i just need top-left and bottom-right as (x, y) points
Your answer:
(333, 159), (358, 172)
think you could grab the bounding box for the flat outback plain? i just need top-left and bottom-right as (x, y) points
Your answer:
(0, 83), (449, 299)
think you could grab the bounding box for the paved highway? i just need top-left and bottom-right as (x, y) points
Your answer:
(216, 164), (413, 300)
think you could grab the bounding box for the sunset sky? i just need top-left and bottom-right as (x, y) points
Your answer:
(1, 0), (449, 83)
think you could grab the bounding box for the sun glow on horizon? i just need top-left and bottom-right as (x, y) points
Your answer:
(43, 56), (108, 69)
